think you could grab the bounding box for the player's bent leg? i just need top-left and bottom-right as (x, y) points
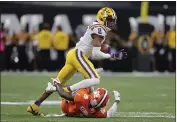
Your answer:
(69, 78), (100, 91)
(57, 64), (76, 85)
(74, 49), (100, 79)
(66, 49), (101, 91)
(27, 49), (76, 116)
(27, 63), (72, 115)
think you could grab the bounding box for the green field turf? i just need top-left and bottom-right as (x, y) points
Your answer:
(1, 72), (176, 122)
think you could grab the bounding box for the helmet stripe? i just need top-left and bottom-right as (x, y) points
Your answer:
(96, 90), (108, 108)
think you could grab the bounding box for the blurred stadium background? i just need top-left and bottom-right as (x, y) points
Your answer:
(0, 1), (176, 122)
(0, 1), (176, 72)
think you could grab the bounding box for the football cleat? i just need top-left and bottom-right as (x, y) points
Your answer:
(27, 103), (43, 116)
(51, 78), (60, 84)
(45, 82), (56, 92)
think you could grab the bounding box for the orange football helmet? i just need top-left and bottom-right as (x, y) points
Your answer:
(90, 88), (110, 108)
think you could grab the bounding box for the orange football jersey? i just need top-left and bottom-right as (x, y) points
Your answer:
(61, 88), (107, 118)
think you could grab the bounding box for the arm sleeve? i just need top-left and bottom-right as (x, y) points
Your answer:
(91, 47), (111, 60)
(106, 102), (118, 118)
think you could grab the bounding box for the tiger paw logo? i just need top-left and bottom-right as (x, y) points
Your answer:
(93, 91), (100, 98)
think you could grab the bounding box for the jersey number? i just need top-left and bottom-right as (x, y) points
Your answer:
(98, 28), (102, 34)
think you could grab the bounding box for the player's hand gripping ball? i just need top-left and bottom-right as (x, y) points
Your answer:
(100, 44), (111, 53)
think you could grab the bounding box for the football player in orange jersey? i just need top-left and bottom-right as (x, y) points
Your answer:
(45, 79), (120, 118)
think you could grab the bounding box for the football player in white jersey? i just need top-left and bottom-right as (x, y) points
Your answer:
(27, 7), (127, 116)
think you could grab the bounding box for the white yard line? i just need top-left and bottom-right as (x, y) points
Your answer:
(1, 100), (61, 105)
(1, 71), (176, 77)
(117, 112), (175, 118)
(1, 100), (175, 118)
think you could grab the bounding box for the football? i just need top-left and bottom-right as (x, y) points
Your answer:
(100, 44), (110, 53)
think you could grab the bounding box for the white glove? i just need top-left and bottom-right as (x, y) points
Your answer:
(45, 82), (56, 92)
(112, 90), (120, 102)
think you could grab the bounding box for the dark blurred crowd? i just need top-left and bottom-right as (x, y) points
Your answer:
(126, 28), (176, 72)
(0, 23), (176, 72)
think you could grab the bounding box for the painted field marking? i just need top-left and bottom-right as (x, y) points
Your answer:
(1, 100), (61, 105)
(117, 112), (175, 118)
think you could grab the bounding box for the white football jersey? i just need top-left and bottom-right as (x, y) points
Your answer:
(76, 22), (110, 57)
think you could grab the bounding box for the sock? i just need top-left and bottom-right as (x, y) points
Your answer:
(34, 100), (41, 106)
(107, 102), (118, 118)
(70, 78), (100, 91)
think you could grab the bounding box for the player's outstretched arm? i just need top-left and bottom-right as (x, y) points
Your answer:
(54, 82), (74, 101)
(107, 91), (120, 118)
(92, 47), (111, 60)
(91, 30), (112, 60)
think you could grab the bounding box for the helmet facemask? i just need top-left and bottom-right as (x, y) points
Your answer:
(90, 98), (98, 108)
(90, 91), (99, 108)
(105, 16), (117, 30)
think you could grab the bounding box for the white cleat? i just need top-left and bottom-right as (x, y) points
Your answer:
(45, 82), (57, 92)
(112, 90), (120, 102)
(51, 78), (61, 84)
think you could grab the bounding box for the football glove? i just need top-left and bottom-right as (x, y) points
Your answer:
(111, 49), (127, 60)
(112, 90), (120, 103)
